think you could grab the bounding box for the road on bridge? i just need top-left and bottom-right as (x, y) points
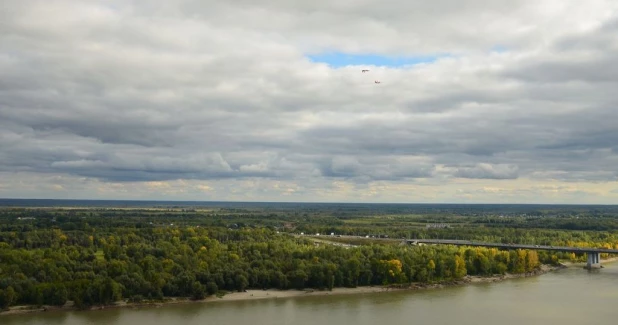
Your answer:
(301, 235), (618, 254)
(408, 239), (618, 254)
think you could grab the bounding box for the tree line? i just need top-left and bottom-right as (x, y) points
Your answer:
(1, 224), (547, 310)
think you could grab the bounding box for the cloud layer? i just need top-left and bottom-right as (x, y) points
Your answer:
(1, 0), (618, 203)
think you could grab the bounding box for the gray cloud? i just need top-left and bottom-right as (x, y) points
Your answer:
(453, 163), (519, 180)
(319, 156), (434, 181)
(1, 1), (618, 202)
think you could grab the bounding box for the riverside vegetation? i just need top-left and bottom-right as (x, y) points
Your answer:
(1, 203), (618, 311)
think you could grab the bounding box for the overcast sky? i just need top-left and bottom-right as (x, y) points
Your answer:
(2, 0), (618, 203)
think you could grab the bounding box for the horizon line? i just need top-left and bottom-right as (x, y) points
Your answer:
(0, 198), (616, 206)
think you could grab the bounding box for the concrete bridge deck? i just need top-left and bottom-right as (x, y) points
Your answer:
(304, 235), (617, 268)
(406, 239), (618, 269)
(406, 239), (618, 254)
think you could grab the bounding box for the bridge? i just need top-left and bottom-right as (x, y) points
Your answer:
(407, 239), (618, 269)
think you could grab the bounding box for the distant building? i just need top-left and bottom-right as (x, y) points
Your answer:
(426, 223), (450, 229)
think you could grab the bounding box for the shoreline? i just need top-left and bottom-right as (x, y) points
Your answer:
(1, 262), (571, 317)
(559, 255), (618, 267)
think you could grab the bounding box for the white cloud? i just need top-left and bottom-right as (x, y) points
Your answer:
(1, 1), (618, 203)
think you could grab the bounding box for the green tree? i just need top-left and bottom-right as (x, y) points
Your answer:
(206, 281), (218, 296)
(191, 281), (205, 300)
(0, 286), (16, 309)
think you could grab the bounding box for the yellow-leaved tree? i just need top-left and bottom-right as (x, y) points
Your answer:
(454, 255), (467, 279)
(378, 259), (405, 284)
(525, 250), (539, 272)
(427, 259), (436, 281)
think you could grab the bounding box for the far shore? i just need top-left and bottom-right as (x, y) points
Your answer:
(5, 259), (605, 317)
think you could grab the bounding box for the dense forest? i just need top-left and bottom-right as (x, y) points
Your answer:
(1, 203), (618, 310)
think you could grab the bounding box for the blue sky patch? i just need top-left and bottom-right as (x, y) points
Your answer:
(490, 45), (508, 53)
(307, 52), (446, 68)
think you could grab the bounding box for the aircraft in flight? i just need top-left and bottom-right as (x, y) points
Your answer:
(360, 69), (380, 84)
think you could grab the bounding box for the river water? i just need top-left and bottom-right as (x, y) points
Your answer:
(5, 263), (618, 325)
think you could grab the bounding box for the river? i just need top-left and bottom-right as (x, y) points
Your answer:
(4, 263), (618, 325)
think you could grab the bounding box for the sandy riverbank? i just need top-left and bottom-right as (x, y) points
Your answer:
(558, 256), (618, 267)
(0, 263), (570, 317)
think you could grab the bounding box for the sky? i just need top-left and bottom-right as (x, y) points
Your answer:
(1, 0), (618, 204)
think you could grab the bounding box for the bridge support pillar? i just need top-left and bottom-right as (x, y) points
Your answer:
(585, 252), (602, 269)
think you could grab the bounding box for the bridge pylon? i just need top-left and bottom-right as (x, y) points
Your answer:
(585, 252), (602, 269)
